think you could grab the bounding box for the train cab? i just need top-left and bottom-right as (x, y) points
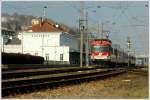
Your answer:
(90, 39), (112, 65)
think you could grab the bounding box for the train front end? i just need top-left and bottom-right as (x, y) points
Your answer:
(90, 39), (112, 65)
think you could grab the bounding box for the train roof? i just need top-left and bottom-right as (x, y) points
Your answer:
(92, 39), (112, 43)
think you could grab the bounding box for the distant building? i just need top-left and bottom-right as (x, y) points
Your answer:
(1, 28), (19, 52)
(1, 28), (16, 44)
(1, 17), (8, 23)
(135, 55), (149, 66)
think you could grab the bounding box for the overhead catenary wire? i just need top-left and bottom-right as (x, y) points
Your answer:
(2, 2), (148, 55)
(122, 8), (148, 55)
(3, 4), (147, 9)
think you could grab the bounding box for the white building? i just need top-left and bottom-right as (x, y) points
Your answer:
(19, 20), (80, 64)
(2, 20), (80, 64)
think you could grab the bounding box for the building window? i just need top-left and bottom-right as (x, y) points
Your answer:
(60, 54), (63, 61)
(45, 53), (49, 61)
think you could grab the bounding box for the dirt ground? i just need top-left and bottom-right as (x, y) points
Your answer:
(6, 68), (149, 99)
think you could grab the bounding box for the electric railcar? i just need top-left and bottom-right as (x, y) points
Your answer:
(90, 39), (135, 66)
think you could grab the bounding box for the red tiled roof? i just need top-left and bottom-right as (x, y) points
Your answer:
(26, 20), (64, 32)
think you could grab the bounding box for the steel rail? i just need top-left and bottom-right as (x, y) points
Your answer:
(2, 69), (126, 97)
(2, 67), (101, 79)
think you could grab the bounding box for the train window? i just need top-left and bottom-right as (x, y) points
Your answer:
(91, 46), (99, 52)
(92, 46), (110, 52)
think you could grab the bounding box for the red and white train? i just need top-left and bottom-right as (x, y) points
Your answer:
(90, 39), (135, 67)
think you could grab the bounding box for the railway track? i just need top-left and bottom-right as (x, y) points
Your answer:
(2, 67), (100, 79)
(2, 64), (78, 71)
(2, 66), (126, 97)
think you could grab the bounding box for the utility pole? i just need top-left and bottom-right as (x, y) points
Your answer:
(41, 6), (47, 57)
(98, 21), (100, 34)
(98, 21), (104, 39)
(101, 22), (104, 39)
(22, 32), (23, 53)
(43, 6), (47, 20)
(127, 37), (131, 67)
(2, 35), (4, 52)
(85, 11), (89, 66)
(79, 1), (84, 67)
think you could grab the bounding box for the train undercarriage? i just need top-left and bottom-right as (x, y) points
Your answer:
(91, 59), (135, 67)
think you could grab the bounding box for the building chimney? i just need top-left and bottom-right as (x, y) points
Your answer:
(31, 19), (40, 26)
(40, 17), (43, 27)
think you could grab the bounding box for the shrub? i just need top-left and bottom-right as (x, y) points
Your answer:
(2, 52), (44, 64)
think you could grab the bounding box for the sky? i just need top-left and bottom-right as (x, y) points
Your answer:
(1, 1), (149, 56)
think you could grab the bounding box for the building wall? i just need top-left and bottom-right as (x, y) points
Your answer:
(60, 32), (79, 52)
(43, 46), (69, 62)
(22, 32), (70, 63)
(22, 32), (61, 56)
(3, 45), (22, 53)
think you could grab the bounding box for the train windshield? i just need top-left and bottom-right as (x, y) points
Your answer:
(92, 46), (110, 52)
